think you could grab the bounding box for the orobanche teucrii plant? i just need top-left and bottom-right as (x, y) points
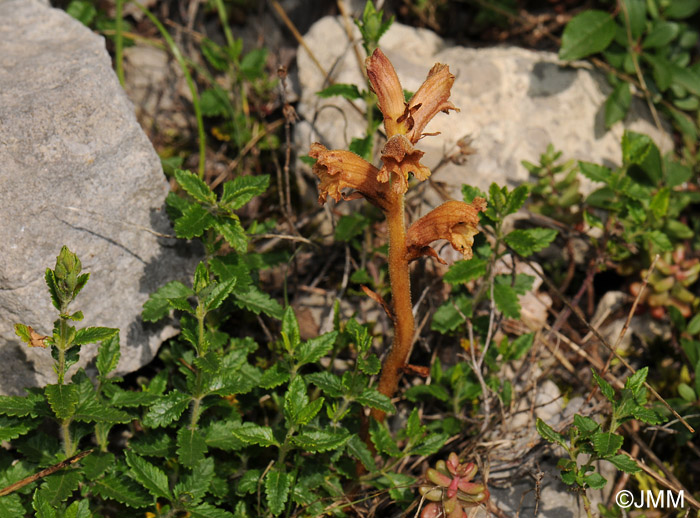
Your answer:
(310, 48), (489, 513)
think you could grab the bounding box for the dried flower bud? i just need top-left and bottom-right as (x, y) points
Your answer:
(366, 48), (407, 138)
(406, 63), (457, 143)
(309, 143), (391, 211)
(406, 198), (487, 262)
(378, 135), (431, 194)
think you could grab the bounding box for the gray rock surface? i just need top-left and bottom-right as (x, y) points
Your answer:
(295, 17), (672, 206)
(0, 0), (194, 394)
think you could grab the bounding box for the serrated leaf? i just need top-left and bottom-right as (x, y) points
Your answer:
(579, 161), (614, 184)
(96, 335), (120, 378)
(573, 414), (599, 435)
(142, 281), (194, 323)
(130, 434), (175, 458)
(282, 307), (301, 352)
(189, 503), (235, 518)
(444, 258), (487, 285)
(175, 457), (214, 504)
(306, 372), (343, 397)
(295, 397), (324, 426)
(203, 278), (237, 311)
(430, 294), (472, 333)
(73, 327), (118, 346)
(644, 230), (673, 252)
(405, 384), (450, 402)
(608, 453), (641, 474)
(236, 470), (263, 496)
(110, 389), (159, 408)
(232, 423), (278, 447)
(177, 427), (208, 467)
(0, 494), (25, 517)
(370, 421), (401, 457)
(213, 217), (248, 253)
(64, 499), (91, 518)
(625, 367), (648, 393)
(265, 468), (291, 516)
(559, 10), (616, 61)
(125, 450), (171, 500)
(0, 416), (34, 441)
(174, 204), (216, 239)
(358, 354), (381, 375)
(175, 169), (216, 204)
(411, 433), (448, 456)
(73, 397), (131, 424)
(297, 331), (337, 367)
(234, 285), (284, 319)
(45, 384), (78, 420)
(504, 228), (558, 257)
(33, 489), (57, 518)
(584, 472), (607, 489)
(258, 364), (290, 389)
(536, 418), (566, 446)
(355, 388), (395, 414)
(346, 434), (376, 471)
(591, 369), (615, 402)
(493, 282), (521, 319)
(593, 432), (624, 457)
(284, 376), (309, 426)
(291, 428), (350, 453)
(510, 333), (534, 360)
(220, 175), (270, 210)
(0, 391), (46, 418)
(142, 390), (191, 428)
(39, 470), (81, 506)
(91, 474), (151, 508)
(505, 185), (529, 215)
(605, 82), (631, 127)
(316, 83), (363, 100)
(631, 406), (665, 425)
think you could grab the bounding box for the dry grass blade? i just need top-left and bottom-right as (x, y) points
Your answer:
(0, 449), (93, 497)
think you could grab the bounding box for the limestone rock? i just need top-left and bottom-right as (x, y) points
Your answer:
(295, 17), (672, 206)
(0, 0), (194, 394)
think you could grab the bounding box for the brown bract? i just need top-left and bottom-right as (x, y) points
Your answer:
(406, 198), (487, 263)
(309, 143), (390, 211)
(406, 63), (457, 143)
(378, 135), (431, 194)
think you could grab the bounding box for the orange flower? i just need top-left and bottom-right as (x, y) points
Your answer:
(378, 135), (432, 194)
(405, 198), (487, 263)
(309, 143), (391, 211)
(366, 48), (457, 143)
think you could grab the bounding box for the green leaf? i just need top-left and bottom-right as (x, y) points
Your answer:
(306, 372), (343, 397)
(265, 468), (291, 516)
(430, 293), (472, 333)
(236, 470), (263, 495)
(291, 428), (351, 453)
(220, 175), (270, 210)
(462, 184), (487, 204)
(177, 427), (208, 467)
(203, 420), (245, 451)
(621, 0), (646, 39)
(493, 282), (521, 319)
(644, 230), (673, 252)
(593, 432), (624, 457)
(66, 0), (97, 25)
(335, 213), (370, 242)
(504, 228), (558, 257)
(369, 421), (401, 457)
(625, 367), (648, 393)
(0, 494), (24, 517)
(0, 391), (46, 418)
(0, 416), (34, 441)
(358, 354), (381, 375)
(64, 499), (91, 518)
(622, 131), (653, 165)
(643, 21), (679, 48)
(649, 188), (670, 219)
(142, 281), (194, 322)
(92, 474), (151, 508)
(284, 376), (309, 426)
(258, 364), (290, 389)
(349, 135), (373, 161)
(233, 285), (283, 319)
(175, 169), (216, 204)
(73, 397), (131, 424)
(281, 307), (301, 352)
(297, 331), (337, 367)
(664, 0), (700, 19)
(444, 258), (487, 285)
(33, 489), (57, 518)
(203, 278), (237, 311)
(45, 384), (78, 420)
(605, 82), (631, 127)
(584, 472), (607, 489)
(295, 397), (324, 426)
(189, 503), (235, 518)
(670, 63), (700, 96)
(240, 48), (268, 80)
(316, 83), (363, 100)
(213, 217), (247, 253)
(73, 327), (118, 346)
(142, 390), (191, 428)
(232, 423), (278, 447)
(411, 433), (448, 456)
(38, 470), (81, 506)
(405, 384), (450, 403)
(573, 414), (600, 436)
(631, 406), (664, 424)
(174, 204), (216, 239)
(346, 434), (376, 471)
(592, 369), (615, 402)
(509, 332), (535, 360)
(125, 450), (172, 500)
(559, 10), (616, 61)
(608, 453), (640, 474)
(355, 388), (395, 414)
(96, 335), (120, 378)
(687, 314), (700, 335)
(505, 185), (529, 215)
(678, 383), (696, 401)
(536, 417), (566, 446)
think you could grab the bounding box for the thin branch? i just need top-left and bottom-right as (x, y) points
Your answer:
(0, 449), (93, 497)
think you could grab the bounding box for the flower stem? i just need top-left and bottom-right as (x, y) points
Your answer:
(372, 192), (414, 422)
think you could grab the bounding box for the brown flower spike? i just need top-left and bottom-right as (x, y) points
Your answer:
(309, 48), (485, 438)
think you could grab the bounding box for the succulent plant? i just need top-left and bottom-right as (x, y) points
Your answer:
(418, 453), (489, 518)
(630, 245), (700, 319)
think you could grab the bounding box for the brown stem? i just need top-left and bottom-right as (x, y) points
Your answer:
(372, 192), (415, 422)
